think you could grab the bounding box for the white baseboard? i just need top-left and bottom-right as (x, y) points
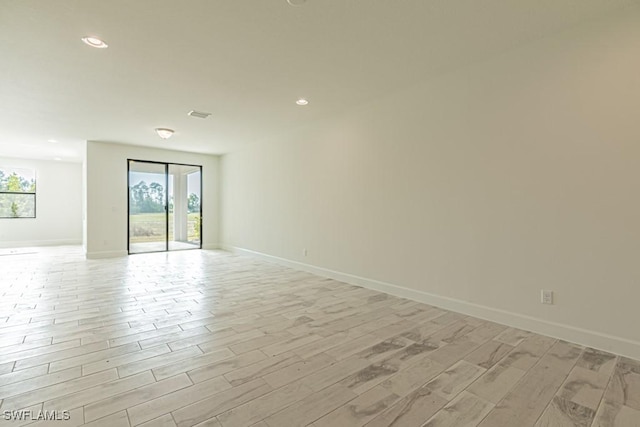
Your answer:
(0, 239), (82, 249)
(202, 243), (220, 250)
(86, 250), (128, 259)
(226, 245), (640, 361)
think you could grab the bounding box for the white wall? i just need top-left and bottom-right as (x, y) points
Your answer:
(0, 157), (82, 248)
(221, 8), (640, 359)
(85, 141), (220, 258)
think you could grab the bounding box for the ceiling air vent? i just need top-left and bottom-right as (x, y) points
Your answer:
(188, 110), (212, 119)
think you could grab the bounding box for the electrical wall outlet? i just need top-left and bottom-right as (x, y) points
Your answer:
(541, 290), (554, 305)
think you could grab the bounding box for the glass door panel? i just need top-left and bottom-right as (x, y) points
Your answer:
(128, 160), (168, 254)
(168, 164), (202, 251)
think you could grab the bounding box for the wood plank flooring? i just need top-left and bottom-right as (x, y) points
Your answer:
(0, 246), (638, 427)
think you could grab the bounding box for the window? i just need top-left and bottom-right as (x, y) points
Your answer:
(0, 167), (36, 218)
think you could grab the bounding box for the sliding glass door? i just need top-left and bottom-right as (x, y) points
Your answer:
(128, 161), (168, 254)
(128, 160), (202, 254)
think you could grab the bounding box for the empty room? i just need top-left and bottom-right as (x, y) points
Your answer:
(1, 1), (639, 426)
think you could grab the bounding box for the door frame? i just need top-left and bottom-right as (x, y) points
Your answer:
(127, 159), (203, 254)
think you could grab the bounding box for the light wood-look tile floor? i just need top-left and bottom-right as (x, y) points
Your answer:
(1, 247), (639, 427)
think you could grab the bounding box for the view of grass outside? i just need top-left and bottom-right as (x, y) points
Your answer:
(129, 212), (201, 243)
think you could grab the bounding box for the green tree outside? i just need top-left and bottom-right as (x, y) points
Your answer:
(0, 169), (36, 218)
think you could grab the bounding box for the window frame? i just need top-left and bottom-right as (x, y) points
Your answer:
(0, 167), (37, 219)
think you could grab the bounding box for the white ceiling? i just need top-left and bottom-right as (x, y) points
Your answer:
(0, 0), (637, 162)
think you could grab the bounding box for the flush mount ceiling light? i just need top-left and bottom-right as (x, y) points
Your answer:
(296, 98), (309, 106)
(155, 128), (174, 139)
(81, 36), (108, 48)
(287, 0), (307, 5)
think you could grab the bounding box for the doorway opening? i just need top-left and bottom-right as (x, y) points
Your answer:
(128, 160), (202, 254)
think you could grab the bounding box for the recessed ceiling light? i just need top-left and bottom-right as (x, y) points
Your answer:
(81, 36), (108, 48)
(287, 0), (307, 5)
(155, 128), (174, 139)
(48, 139), (58, 143)
(296, 98), (309, 106)
(53, 157), (62, 161)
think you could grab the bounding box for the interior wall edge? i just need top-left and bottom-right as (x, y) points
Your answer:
(223, 245), (640, 361)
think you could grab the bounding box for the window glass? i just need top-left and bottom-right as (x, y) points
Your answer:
(0, 167), (36, 218)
